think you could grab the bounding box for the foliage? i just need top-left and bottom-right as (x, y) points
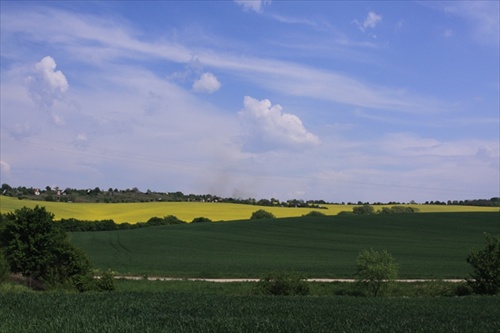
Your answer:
(254, 273), (309, 296)
(250, 209), (275, 220)
(0, 249), (9, 284)
(379, 205), (419, 214)
(191, 217), (212, 223)
(352, 204), (375, 215)
(356, 249), (398, 296)
(96, 269), (116, 291)
(302, 210), (325, 217)
(466, 233), (500, 295)
(0, 206), (93, 289)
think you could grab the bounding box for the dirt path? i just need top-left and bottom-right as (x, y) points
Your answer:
(112, 276), (465, 283)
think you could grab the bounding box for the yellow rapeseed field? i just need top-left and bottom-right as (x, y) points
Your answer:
(0, 196), (497, 223)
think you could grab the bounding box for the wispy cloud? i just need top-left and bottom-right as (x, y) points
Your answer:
(1, 8), (443, 114)
(432, 1), (499, 45)
(354, 11), (382, 32)
(234, 0), (271, 13)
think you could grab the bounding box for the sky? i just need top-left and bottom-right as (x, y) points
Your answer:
(1, 1), (499, 203)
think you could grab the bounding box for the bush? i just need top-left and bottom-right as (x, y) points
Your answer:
(254, 273), (309, 296)
(302, 211), (325, 217)
(97, 270), (116, 291)
(191, 217), (212, 223)
(356, 249), (398, 296)
(379, 206), (419, 214)
(0, 249), (10, 284)
(466, 233), (500, 295)
(250, 209), (275, 220)
(352, 205), (375, 215)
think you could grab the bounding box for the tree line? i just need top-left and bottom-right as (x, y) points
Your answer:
(3, 183), (497, 207)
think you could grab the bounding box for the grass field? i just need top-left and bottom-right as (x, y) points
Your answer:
(69, 212), (500, 279)
(1, 292), (498, 333)
(1, 195), (498, 223)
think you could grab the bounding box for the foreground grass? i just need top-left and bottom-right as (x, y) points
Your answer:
(1, 291), (498, 333)
(70, 212), (499, 278)
(1, 195), (498, 223)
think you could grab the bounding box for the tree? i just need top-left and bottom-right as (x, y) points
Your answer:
(0, 206), (93, 288)
(356, 249), (398, 296)
(250, 209), (275, 220)
(466, 233), (500, 295)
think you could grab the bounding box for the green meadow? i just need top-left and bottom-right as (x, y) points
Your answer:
(1, 195), (497, 223)
(69, 212), (500, 278)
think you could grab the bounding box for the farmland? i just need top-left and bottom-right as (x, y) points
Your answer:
(0, 195), (498, 223)
(1, 291), (499, 333)
(69, 212), (500, 278)
(1, 203), (499, 332)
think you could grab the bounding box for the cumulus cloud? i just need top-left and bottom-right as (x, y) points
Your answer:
(238, 96), (319, 152)
(193, 72), (221, 94)
(27, 56), (68, 108)
(234, 0), (271, 13)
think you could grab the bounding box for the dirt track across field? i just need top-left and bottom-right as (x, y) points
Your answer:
(112, 276), (465, 283)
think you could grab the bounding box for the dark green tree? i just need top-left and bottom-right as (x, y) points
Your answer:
(0, 206), (93, 288)
(466, 233), (500, 295)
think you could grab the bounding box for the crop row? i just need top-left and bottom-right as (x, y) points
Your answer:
(1, 292), (499, 333)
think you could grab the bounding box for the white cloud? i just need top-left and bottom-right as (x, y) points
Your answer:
(27, 56), (68, 108)
(238, 96), (319, 152)
(364, 11), (382, 29)
(234, 0), (271, 13)
(193, 72), (221, 94)
(354, 11), (382, 32)
(0, 160), (11, 173)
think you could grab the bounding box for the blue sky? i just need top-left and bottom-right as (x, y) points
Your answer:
(1, 1), (498, 203)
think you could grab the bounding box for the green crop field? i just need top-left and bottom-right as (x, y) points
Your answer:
(1, 195), (498, 223)
(1, 292), (498, 333)
(69, 212), (500, 278)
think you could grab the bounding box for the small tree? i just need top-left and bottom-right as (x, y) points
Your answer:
(356, 249), (398, 296)
(250, 209), (275, 220)
(466, 233), (500, 295)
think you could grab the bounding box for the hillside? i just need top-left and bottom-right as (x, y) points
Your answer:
(69, 212), (500, 278)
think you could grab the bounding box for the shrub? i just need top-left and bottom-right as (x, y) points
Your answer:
(0, 249), (9, 284)
(379, 206), (419, 214)
(254, 273), (309, 296)
(466, 233), (500, 295)
(97, 270), (116, 291)
(250, 209), (275, 220)
(302, 211), (325, 217)
(191, 217), (212, 223)
(352, 205), (375, 215)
